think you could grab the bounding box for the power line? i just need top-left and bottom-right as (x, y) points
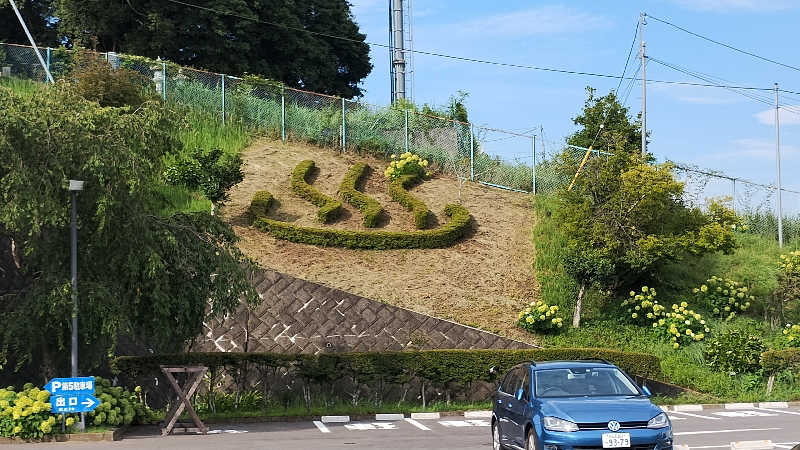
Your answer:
(616, 21), (640, 93)
(646, 13), (800, 74)
(622, 63), (642, 107)
(163, 0), (800, 95)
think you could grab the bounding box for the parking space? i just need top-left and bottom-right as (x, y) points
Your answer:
(12, 406), (800, 449)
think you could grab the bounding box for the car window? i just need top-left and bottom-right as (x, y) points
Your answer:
(500, 369), (519, 394)
(521, 369), (530, 400)
(535, 367), (640, 397)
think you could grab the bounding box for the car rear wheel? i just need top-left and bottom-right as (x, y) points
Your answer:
(492, 422), (503, 450)
(525, 428), (537, 450)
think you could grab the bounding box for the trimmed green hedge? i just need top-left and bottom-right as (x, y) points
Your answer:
(112, 348), (662, 385)
(340, 163), (383, 227)
(389, 173), (431, 229)
(254, 203), (471, 249)
(290, 160), (342, 223)
(248, 190), (274, 219)
(761, 349), (800, 374)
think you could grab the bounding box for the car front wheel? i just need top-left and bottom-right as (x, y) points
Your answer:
(526, 428), (537, 450)
(492, 422), (503, 450)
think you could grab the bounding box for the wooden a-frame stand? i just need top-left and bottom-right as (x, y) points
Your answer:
(160, 366), (208, 436)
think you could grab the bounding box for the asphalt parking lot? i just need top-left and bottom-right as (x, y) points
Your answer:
(12, 406), (800, 449)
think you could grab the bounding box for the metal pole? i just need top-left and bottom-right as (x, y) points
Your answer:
(732, 179), (737, 214)
(221, 75), (226, 126)
(70, 189), (84, 432)
(404, 109), (409, 153)
(161, 62), (166, 102)
(775, 83), (784, 248)
(532, 135), (537, 194)
(640, 12), (647, 156)
(281, 87), (286, 142)
(470, 124), (475, 181)
(391, 0), (406, 100)
(8, 0), (54, 83)
(342, 97), (346, 152)
(45, 47), (50, 82)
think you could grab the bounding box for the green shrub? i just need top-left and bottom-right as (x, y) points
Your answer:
(622, 286), (666, 326)
(290, 160), (342, 223)
(705, 329), (765, 374)
(389, 174), (431, 229)
(693, 276), (753, 320)
(248, 191), (274, 219)
(780, 323), (800, 348)
(164, 147), (244, 214)
(761, 348), (800, 374)
(655, 302), (709, 349)
(86, 377), (154, 427)
(517, 300), (565, 333)
(340, 163), (383, 227)
(254, 203), (471, 249)
(68, 52), (154, 108)
(384, 152), (428, 180)
(0, 385), (67, 439)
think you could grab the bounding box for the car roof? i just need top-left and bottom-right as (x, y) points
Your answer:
(529, 360), (618, 370)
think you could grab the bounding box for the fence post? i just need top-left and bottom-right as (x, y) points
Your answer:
(161, 62), (166, 102)
(532, 135), (537, 194)
(470, 124), (475, 181)
(281, 87), (286, 142)
(45, 47), (50, 82)
(221, 74), (226, 125)
(732, 179), (736, 214)
(404, 109), (409, 154)
(341, 97), (346, 152)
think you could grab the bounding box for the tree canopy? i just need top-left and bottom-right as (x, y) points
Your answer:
(567, 87), (644, 154)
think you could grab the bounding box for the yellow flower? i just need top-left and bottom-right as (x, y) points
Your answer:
(673, 343), (680, 349)
(526, 316), (534, 324)
(539, 315), (546, 320)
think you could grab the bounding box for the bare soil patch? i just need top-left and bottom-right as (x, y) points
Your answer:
(223, 139), (540, 344)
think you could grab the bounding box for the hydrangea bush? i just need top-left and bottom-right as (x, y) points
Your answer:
(781, 323), (800, 348)
(622, 286), (666, 326)
(86, 378), (152, 427)
(384, 152), (429, 180)
(517, 300), (565, 333)
(704, 329), (765, 374)
(0, 384), (74, 440)
(622, 287), (708, 349)
(693, 276), (753, 320)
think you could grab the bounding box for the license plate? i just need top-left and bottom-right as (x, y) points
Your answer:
(602, 433), (631, 448)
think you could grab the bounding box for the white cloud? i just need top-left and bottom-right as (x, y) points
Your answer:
(670, 0), (796, 11)
(755, 108), (800, 126)
(431, 5), (612, 39)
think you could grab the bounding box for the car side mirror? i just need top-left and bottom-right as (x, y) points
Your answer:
(641, 385), (652, 397)
(516, 388), (525, 401)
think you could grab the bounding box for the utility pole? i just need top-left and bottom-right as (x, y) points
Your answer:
(391, 0), (406, 102)
(775, 83), (784, 248)
(640, 12), (647, 156)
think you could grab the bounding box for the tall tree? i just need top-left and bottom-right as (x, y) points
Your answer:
(55, 0), (372, 97)
(568, 87), (644, 154)
(0, 0), (59, 47)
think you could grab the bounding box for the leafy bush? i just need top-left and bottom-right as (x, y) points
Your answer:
(290, 160), (342, 223)
(164, 147), (244, 213)
(68, 52), (154, 108)
(780, 323), (800, 348)
(517, 300), (565, 333)
(389, 173), (431, 229)
(774, 251), (800, 323)
(0, 385), (66, 440)
(693, 276), (753, 320)
(656, 302), (709, 349)
(705, 329), (765, 374)
(384, 152), (429, 180)
(248, 191), (274, 219)
(761, 349), (800, 374)
(254, 202), (471, 250)
(339, 163), (383, 227)
(86, 377), (153, 427)
(622, 286), (666, 326)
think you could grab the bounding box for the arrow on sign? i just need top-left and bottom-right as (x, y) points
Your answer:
(81, 396), (96, 409)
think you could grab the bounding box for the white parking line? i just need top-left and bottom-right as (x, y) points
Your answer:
(713, 410), (778, 417)
(756, 407), (800, 416)
(667, 414), (686, 420)
(313, 421), (331, 433)
(674, 428), (781, 436)
(669, 410), (722, 420)
(774, 445), (792, 449)
(404, 417), (432, 431)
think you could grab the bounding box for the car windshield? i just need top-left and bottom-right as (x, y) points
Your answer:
(534, 367), (640, 398)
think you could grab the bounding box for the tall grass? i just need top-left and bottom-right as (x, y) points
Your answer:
(0, 76), (43, 96)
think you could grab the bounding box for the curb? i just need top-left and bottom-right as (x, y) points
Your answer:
(0, 427), (125, 445)
(661, 402), (798, 411)
(410, 412), (440, 420)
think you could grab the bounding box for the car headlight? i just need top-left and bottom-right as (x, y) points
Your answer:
(647, 412), (669, 429)
(543, 416), (579, 432)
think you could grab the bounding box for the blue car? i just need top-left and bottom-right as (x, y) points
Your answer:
(491, 360), (673, 450)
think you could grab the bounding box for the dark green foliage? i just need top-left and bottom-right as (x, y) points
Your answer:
(761, 349), (800, 374)
(389, 174), (431, 229)
(55, 0), (372, 98)
(0, 82), (256, 377)
(254, 203), (471, 250)
(69, 52), (155, 108)
(705, 329), (766, 374)
(290, 160), (342, 223)
(0, 1), (59, 48)
(568, 87), (643, 155)
(163, 147), (244, 209)
(339, 163), (383, 228)
(113, 348), (663, 387)
(248, 190), (274, 219)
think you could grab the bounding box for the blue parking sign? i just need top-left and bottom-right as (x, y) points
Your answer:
(44, 377), (95, 395)
(50, 393), (99, 414)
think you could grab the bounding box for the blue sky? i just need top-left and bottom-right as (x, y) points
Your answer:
(348, 0), (799, 211)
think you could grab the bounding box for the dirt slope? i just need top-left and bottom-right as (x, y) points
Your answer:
(222, 139), (539, 344)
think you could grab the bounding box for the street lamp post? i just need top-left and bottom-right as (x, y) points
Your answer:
(68, 179), (84, 431)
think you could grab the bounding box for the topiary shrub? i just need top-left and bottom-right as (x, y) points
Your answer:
(290, 160), (342, 223)
(705, 329), (765, 374)
(389, 174), (431, 229)
(340, 163), (383, 227)
(248, 191), (274, 219)
(164, 147), (244, 215)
